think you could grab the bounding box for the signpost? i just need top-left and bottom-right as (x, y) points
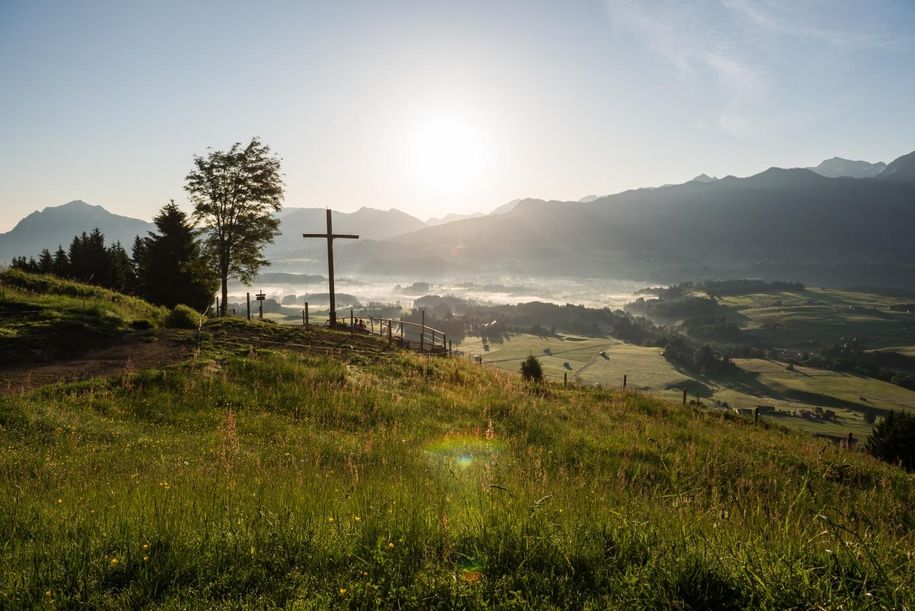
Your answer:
(302, 209), (359, 326)
(255, 291), (266, 320)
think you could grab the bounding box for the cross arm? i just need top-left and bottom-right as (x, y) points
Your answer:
(302, 233), (360, 239)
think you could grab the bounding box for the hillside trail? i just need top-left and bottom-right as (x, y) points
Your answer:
(0, 331), (195, 395)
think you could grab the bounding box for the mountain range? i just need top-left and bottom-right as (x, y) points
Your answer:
(2, 151), (914, 287)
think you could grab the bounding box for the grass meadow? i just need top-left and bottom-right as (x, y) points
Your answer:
(2, 339), (914, 608)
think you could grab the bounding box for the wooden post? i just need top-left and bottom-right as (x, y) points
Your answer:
(302, 309), (306, 326)
(246, 292), (251, 320)
(754, 407), (760, 425)
(350, 308), (354, 337)
(448, 339), (452, 356)
(682, 388), (687, 406)
(259, 300), (263, 320)
(305, 302), (309, 328)
(420, 310), (425, 353)
(623, 374), (627, 390)
(564, 372), (568, 386)
(302, 209), (358, 326)
(215, 296), (220, 316)
(388, 320), (392, 344)
(370, 318), (374, 334)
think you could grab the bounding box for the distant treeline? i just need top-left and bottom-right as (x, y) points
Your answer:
(639, 279), (805, 300)
(10, 228), (135, 293)
(408, 296), (662, 345)
(792, 337), (915, 391)
(9, 202), (216, 311)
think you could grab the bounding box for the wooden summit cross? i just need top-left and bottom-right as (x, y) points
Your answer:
(302, 209), (358, 326)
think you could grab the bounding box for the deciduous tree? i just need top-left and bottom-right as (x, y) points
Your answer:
(185, 138), (284, 315)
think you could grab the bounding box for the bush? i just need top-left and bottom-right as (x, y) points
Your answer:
(866, 410), (915, 471)
(520, 355), (544, 382)
(166, 304), (202, 329)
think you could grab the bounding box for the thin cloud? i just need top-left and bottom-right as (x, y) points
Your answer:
(721, 0), (907, 51)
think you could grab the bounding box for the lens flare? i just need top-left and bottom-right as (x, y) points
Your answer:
(424, 434), (505, 468)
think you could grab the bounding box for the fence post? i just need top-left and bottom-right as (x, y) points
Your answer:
(420, 310), (425, 353)
(388, 320), (392, 344)
(564, 372), (568, 386)
(623, 374), (627, 390)
(305, 302), (309, 329)
(448, 339), (452, 356)
(246, 292), (251, 320)
(682, 389), (687, 406)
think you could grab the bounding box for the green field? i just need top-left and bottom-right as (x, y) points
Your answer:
(460, 333), (915, 438)
(715, 287), (915, 350)
(2, 274), (915, 607)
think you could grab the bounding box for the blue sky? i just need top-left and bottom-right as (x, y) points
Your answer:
(1, 0), (913, 230)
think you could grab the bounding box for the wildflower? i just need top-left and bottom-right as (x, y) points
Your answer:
(388, 542), (395, 549)
(142, 543), (149, 551)
(45, 591), (52, 597)
(339, 587), (347, 595)
(353, 515), (361, 522)
(250, 546), (256, 556)
(143, 555), (149, 561)
(110, 557), (119, 567)
(327, 516), (335, 523)
(56, 498), (63, 504)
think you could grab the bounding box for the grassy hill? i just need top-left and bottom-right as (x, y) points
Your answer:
(1, 278), (914, 607)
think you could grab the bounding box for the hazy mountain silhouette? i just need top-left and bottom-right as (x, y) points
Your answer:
(690, 174), (718, 183)
(266, 206), (427, 259)
(807, 157), (886, 179)
(0, 200), (154, 263)
(490, 199), (524, 215)
(359, 151), (915, 288)
(426, 212), (483, 226)
(876, 150), (915, 181)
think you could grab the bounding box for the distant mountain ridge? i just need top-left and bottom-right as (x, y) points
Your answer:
(0, 200), (155, 263)
(360, 149), (915, 288)
(807, 157), (886, 179)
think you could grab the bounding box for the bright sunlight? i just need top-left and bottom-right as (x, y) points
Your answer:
(406, 111), (492, 197)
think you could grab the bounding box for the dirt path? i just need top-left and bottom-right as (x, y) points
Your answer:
(0, 331), (196, 394)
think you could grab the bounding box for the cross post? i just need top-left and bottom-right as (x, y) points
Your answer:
(303, 209), (358, 326)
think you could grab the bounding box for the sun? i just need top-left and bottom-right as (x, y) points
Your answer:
(406, 111), (491, 196)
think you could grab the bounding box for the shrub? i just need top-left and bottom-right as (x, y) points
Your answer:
(166, 304), (202, 329)
(866, 410), (915, 471)
(520, 355), (544, 382)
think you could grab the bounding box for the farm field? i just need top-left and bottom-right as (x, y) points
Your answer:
(714, 287), (915, 350)
(459, 333), (915, 438)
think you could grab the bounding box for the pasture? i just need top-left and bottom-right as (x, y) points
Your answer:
(459, 333), (915, 438)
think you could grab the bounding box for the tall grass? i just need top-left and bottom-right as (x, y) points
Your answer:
(0, 348), (913, 608)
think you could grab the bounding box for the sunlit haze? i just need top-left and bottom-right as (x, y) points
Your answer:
(1, 0), (914, 230)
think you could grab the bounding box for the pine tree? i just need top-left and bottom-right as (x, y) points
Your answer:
(37, 249), (53, 274)
(52, 245), (70, 277)
(135, 201), (217, 310)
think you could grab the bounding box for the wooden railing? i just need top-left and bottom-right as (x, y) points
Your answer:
(364, 316), (453, 355)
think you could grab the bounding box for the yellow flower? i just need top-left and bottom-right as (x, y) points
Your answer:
(56, 498), (63, 504)
(339, 587), (347, 595)
(110, 557), (119, 567)
(353, 515), (361, 522)
(45, 591), (52, 597)
(250, 546), (256, 556)
(143, 555), (149, 561)
(142, 543), (149, 551)
(387, 542), (395, 549)
(327, 516), (335, 523)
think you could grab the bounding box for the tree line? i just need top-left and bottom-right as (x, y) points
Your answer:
(10, 138), (284, 313)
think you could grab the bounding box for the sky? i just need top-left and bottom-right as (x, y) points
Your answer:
(1, 0), (914, 231)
